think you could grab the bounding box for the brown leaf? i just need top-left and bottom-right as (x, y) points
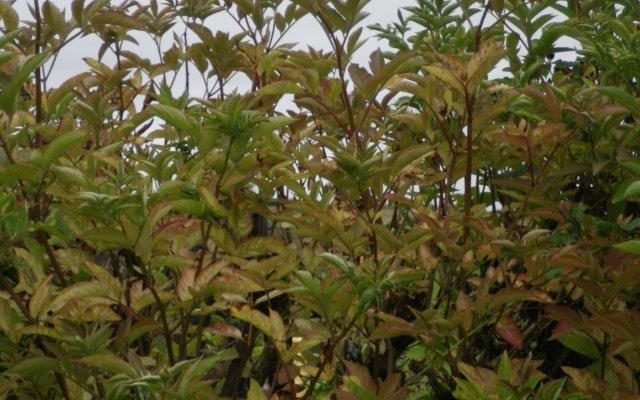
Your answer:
(343, 360), (376, 394)
(177, 268), (196, 301)
(371, 318), (417, 339)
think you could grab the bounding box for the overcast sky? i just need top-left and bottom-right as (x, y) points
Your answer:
(12, 0), (577, 103)
(13, 0), (416, 95)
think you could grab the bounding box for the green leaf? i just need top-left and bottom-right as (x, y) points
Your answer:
(231, 305), (284, 341)
(612, 181), (640, 203)
(387, 145), (434, 176)
(91, 10), (145, 30)
(497, 351), (512, 382)
(0, 3), (19, 31)
(0, 163), (41, 185)
(0, 30), (20, 50)
(150, 104), (198, 136)
(29, 275), (54, 319)
(83, 227), (131, 251)
(257, 81), (302, 97)
(43, 1), (66, 36)
(0, 50), (51, 114)
(52, 165), (90, 188)
(248, 379), (268, 400)
(72, 0), (85, 25)
(175, 361), (207, 396)
(48, 282), (114, 312)
(467, 41), (505, 90)
(83, 261), (122, 296)
(321, 252), (352, 275)
(621, 160), (640, 176)
(454, 378), (492, 400)
(557, 331), (600, 359)
(198, 187), (227, 217)
(424, 65), (466, 94)
(8, 357), (61, 378)
(536, 378), (566, 400)
(613, 240), (640, 256)
(171, 199), (207, 218)
(189, 348), (238, 377)
(594, 86), (640, 115)
(32, 131), (87, 168)
(490, 0), (504, 12)
(82, 354), (137, 377)
(173, 348), (237, 396)
(235, 237), (287, 257)
(18, 326), (63, 341)
(0, 50), (11, 64)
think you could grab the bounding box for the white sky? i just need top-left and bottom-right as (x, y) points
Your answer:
(12, 0), (416, 95)
(11, 0), (578, 108)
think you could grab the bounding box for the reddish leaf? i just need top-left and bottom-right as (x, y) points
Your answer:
(496, 316), (523, 349)
(206, 324), (243, 340)
(549, 320), (572, 340)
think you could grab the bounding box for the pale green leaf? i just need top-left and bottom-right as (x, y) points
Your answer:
(231, 305), (274, 339)
(424, 65), (465, 94)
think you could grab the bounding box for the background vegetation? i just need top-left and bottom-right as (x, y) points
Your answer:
(1, 0), (640, 399)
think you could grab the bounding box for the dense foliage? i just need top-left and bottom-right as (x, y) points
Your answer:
(1, 0), (640, 398)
